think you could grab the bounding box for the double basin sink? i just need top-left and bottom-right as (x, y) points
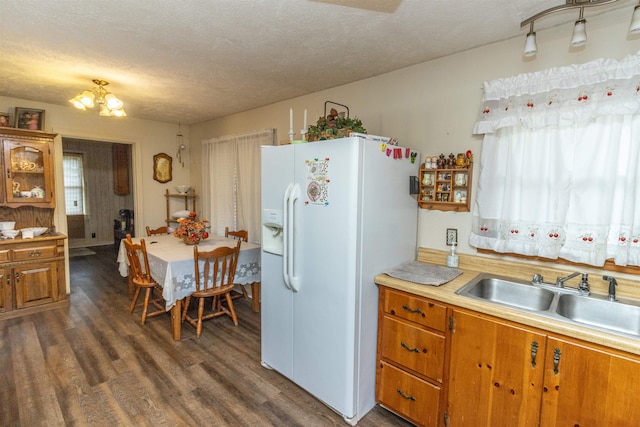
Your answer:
(456, 273), (640, 339)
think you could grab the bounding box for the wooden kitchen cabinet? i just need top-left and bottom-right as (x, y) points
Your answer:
(418, 165), (471, 212)
(447, 308), (640, 426)
(540, 336), (640, 426)
(0, 235), (67, 319)
(0, 266), (10, 313)
(376, 287), (450, 427)
(447, 309), (546, 426)
(0, 128), (56, 208)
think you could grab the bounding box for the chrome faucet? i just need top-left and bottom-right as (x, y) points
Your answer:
(603, 275), (618, 301)
(577, 273), (590, 296)
(555, 272), (581, 288)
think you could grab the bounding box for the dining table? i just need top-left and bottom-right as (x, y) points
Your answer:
(117, 233), (261, 340)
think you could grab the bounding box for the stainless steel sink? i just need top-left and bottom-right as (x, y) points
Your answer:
(555, 294), (640, 337)
(456, 274), (555, 311)
(456, 273), (640, 339)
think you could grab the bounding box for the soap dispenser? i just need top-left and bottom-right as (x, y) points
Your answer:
(447, 241), (459, 268)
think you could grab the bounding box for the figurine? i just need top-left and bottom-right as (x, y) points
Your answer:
(456, 153), (466, 168)
(447, 153), (456, 168)
(466, 149), (474, 165)
(437, 153), (446, 169)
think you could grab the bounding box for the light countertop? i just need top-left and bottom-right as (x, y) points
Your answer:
(375, 248), (640, 356)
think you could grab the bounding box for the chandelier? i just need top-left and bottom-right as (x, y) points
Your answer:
(521, 0), (640, 57)
(69, 79), (126, 117)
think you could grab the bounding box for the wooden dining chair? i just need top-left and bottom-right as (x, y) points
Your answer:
(224, 227), (250, 300)
(146, 225), (170, 236)
(182, 240), (241, 337)
(123, 236), (166, 325)
(225, 226), (248, 242)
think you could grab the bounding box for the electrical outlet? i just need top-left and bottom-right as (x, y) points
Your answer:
(91, 232), (96, 238)
(446, 228), (458, 246)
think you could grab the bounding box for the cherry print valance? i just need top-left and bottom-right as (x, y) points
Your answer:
(473, 50), (640, 134)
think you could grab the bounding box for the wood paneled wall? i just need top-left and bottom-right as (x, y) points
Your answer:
(62, 139), (133, 248)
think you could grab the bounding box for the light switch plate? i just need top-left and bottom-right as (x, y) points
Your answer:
(446, 228), (458, 245)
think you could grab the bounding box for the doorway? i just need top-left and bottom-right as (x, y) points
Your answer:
(62, 138), (134, 249)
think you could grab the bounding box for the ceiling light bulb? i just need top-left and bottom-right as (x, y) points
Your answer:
(630, 4), (640, 34)
(524, 31), (537, 57)
(69, 96), (86, 110)
(104, 93), (123, 110)
(79, 90), (95, 108)
(571, 18), (587, 46)
(111, 108), (127, 117)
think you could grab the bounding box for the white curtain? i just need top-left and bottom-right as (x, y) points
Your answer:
(471, 51), (640, 267)
(201, 129), (276, 243)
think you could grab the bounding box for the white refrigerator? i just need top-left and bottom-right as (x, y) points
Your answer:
(260, 136), (419, 425)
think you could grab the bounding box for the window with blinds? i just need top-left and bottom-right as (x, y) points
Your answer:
(63, 153), (86, 215)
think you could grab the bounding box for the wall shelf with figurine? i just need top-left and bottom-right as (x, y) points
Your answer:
(419, 153), (472, 212)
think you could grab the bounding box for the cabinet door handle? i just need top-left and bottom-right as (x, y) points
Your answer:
(401, 341), (420, 353)
(402, 304), (424, 316)
(396, 388), (416, 401)
(531, 340), (539, 367)
(553, 348), (562, 374)
(15, 272), (20, 282)
(6, 168), (10, 179)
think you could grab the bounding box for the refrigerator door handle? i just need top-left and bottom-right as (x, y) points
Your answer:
(287, 183), (300, 292)
(282, 183), (294, 291)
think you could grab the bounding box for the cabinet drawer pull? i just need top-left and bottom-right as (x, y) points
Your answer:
(396, 388), (416, 401)
(401, 341), (420, 353)
(29, 250), (42, 257)
(531, 340), (539, 367)
(402, 304), (424, 316)
(553, 348), (561, 374)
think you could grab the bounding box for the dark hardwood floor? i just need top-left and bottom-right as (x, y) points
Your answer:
(0, 245), (413, 426)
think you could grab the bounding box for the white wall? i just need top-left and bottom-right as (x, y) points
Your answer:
(0, 97), (191, 239)
(190, 7), (640, 255)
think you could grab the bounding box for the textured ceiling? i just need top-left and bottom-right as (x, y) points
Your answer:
(0, 0), (633, 125)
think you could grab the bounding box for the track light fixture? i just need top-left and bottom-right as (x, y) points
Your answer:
(524, 22), (538, 57)
(69, 79), (126, 117)
(521, 0), (639, 57)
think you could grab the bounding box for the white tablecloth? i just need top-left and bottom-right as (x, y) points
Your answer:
(117, 233), (260, 310)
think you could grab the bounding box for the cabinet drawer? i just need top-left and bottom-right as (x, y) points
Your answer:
(11, 244), (57, 261)
(0, 249), (9, 263)
(380, 315), (446, 381)
(377, 360), (441, 427)
(384, 288), (447, 331)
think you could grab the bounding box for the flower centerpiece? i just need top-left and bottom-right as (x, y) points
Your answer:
(173, 212), (209, 244)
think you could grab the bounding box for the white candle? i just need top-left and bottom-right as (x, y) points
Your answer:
(289, 108), (293, 130)
(303, 109), (307, 129)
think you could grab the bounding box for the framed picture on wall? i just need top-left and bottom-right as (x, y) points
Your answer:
(153, 153), (173, 183)
(0, 113), (11, 128)
(15, 107), (45, 130)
